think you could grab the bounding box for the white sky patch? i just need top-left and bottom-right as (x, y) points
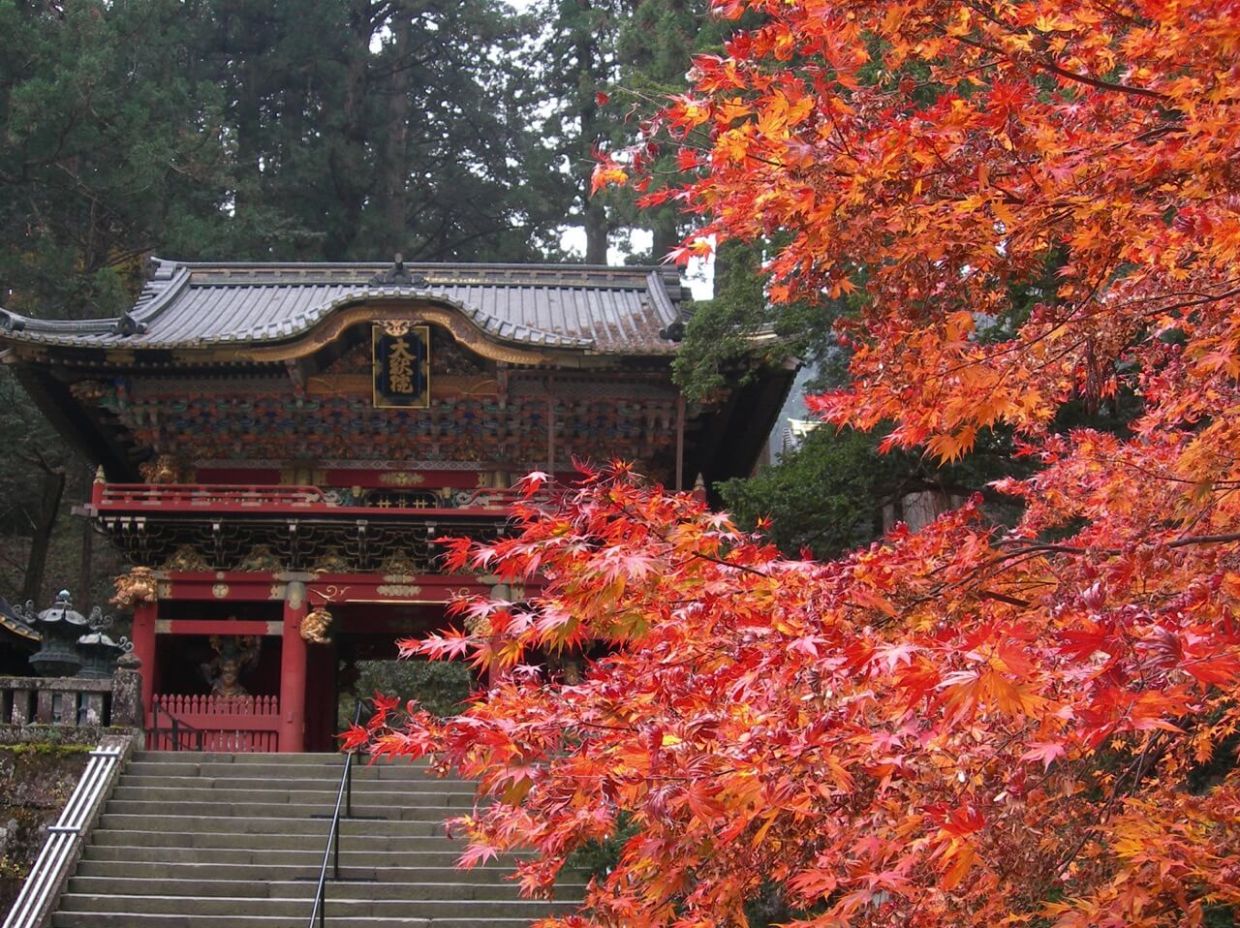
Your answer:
(559, 226), (715, 300)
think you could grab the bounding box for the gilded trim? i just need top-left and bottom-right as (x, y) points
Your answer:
(181, 301), (573, 367)
(378, 472), (426, 487)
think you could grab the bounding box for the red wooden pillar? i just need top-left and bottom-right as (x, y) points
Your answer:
(131, 600), (158, 730)
(279, 581), (308, 753)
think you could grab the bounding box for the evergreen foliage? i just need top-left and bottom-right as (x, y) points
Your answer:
(0, 0), (588, 319)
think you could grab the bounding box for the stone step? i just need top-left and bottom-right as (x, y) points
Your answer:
(53, 915), (543, 928)
(118, 774), (474, 792)
(52, 749), (583, 927)
(57, 893), (578, 918)
(77, 853), (525, 873)
(87, 830), (469, 853)
(67, 876), (584, 902)
(96, 813), (454, 836)
(76, 860), (534, 884)
(111, 785), (476, 807)
(103, 798), (466, 820)
(133, 751), (362, 762)
(82, 844), (472, 866)
(124, 762), (438, 782)
(131, 751), (430, 767)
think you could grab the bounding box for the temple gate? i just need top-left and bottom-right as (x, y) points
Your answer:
(0, 258), (792, 750)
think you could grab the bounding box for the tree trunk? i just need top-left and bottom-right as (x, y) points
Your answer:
(22, 467), (65, 605)
(378, 4), (414, 252)
(712, 239), (755, 298)
(584, 198), (609, 264)
(650, 208), (678, 263)
(325, 0), (377, 259)
(223, 2), (266, 219)
(235, 70), (262, 214)
(576, 0), (610, 265)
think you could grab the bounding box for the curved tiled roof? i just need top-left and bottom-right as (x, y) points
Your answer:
(0, 597), (39, 644)
(0, 258), (688, 356)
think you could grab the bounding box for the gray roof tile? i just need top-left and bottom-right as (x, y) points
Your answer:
(0, 259), (688, 356)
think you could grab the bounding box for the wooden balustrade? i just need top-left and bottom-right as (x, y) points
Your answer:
(93, 481), (543, 517)
(97, 483), (325, 508)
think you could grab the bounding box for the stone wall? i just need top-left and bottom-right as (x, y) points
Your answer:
(0, 655), (144, 920)
(0, 742), (93, 919)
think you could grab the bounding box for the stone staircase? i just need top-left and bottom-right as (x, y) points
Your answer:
(51, 751), (583, 927)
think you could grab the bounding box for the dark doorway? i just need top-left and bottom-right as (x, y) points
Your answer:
(303, 602), (473, 751)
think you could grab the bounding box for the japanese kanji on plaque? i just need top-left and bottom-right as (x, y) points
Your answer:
(372, 321), (430, 408)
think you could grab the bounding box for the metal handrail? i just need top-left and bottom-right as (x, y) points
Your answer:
(2, 743), (125, 928)
(148, 702), (205, 751)
(307, 701), (368, 927)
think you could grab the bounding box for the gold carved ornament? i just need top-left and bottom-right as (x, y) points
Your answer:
(378, 550), (420, 579)
(139, 454), (182, 484)
(378, 471), (425, 487)
(111, 567), (159, 609)
(462, 611), (493, 637)
(304, 585), (349, 638)
(310, 548), (352, 574)
(300, 608), (334, 644)
(163, 545), (210, 572)
(238, 545), (284, 572)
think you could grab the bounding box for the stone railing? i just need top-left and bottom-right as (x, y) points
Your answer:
(0, 655), (143, 734)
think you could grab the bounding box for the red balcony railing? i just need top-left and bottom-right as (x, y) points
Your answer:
(91, 482), (533, 518)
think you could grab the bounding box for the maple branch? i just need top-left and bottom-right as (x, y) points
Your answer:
(1145, 285), (1240, 317)
(991, 531), (1240, 565)
(1028, 54), (1166, 101)
(882, 248), (1119, 392)
(1096, 453), (1240, 490)
(683, 549), (773, 579)
(1167, 531), (1240, 549)
(609, 499), (775, 580)
(1049, 735), (1167, 880)
(945, 30), (1167, 101)
(1089, 0), (1152, 29)
(976, 588), (1031, 608)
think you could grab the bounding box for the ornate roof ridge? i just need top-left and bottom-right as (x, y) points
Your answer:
(175, 258), (681, 288)
(170, 257), (673, 272)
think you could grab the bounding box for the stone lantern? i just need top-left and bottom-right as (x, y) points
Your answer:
(28, 590), (90, 677)
(76, 606), (129, 679)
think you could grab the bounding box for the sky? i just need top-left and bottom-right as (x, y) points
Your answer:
(558, 226), (714, 300)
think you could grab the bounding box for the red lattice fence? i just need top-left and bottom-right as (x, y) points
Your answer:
(147, 693), (281, 752)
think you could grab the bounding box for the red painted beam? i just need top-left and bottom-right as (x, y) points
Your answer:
(161, 573), (285, 602)
(154, 619), (280, 636)
(156, 571), (527, 606)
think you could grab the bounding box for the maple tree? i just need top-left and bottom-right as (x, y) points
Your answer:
(356, 0), (1240, 925)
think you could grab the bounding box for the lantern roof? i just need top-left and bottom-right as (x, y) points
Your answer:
(35, 591), (90, 627)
